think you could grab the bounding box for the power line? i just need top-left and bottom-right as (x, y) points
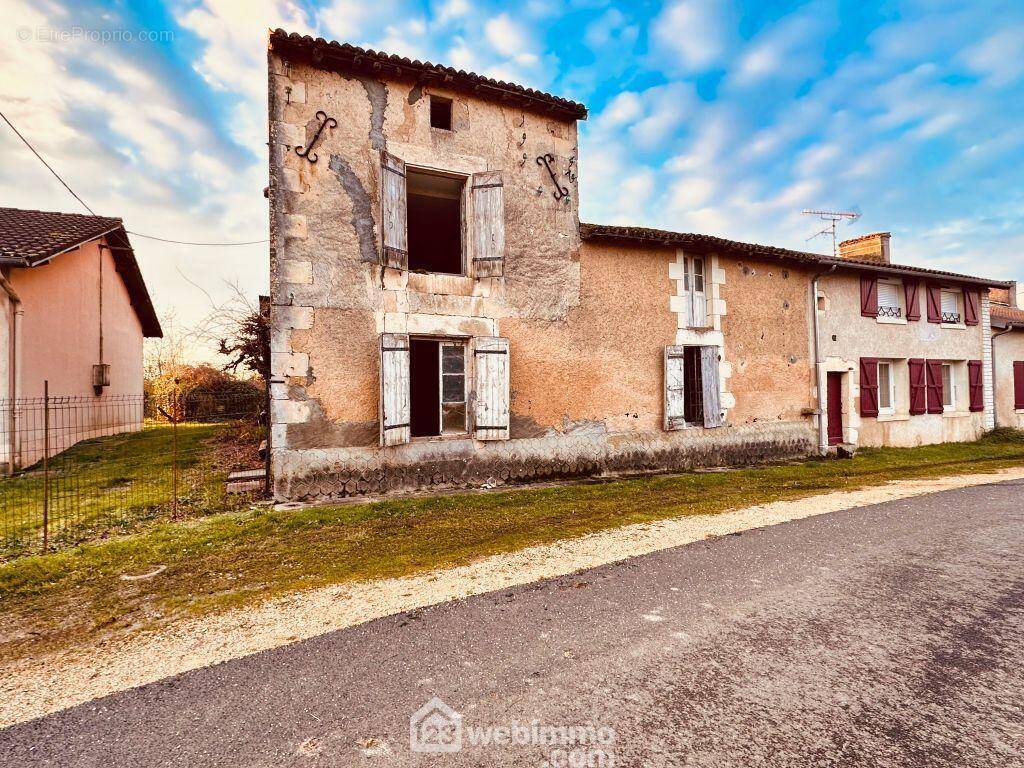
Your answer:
(126, 231), (267, 247)
(0, 109), (97, 215)
(1, 109), (269, 247)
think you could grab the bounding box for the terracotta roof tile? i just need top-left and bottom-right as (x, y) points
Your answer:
(269, 29), (587, 121)
(0, 207), (161, 337)
(992, 304), (1024, 326)
(579, 223), (1011, 287)
(0, 207), (123, 264)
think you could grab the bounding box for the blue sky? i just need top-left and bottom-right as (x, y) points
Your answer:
(2, 0), (1022, 352)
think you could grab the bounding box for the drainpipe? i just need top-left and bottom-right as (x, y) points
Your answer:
(991, 325), (1015, 428)
(811, 264), (837, 456)
(0, 272), (21, 473)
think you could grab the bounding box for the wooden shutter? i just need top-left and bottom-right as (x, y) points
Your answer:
(473, 336), (510, 440)
(908, 359), (927, 415)
(700, 346), (723, 428)
(967, 360), (984, 412)
(1014, 361), (1024, 410)
(904, 280), (920, 321)
(860, 275), (878, 318)
(926, 284), (942, 323)
(380, 151), (408, 270)
(926, 359), (944, 414)
(471, 171), (505, 278)
(663, 345), (687, 430)
(963, 289), (979, 326)
(380, 333), (410, 446)
(859, 357), (879, 417)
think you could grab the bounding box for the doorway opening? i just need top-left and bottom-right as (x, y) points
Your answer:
(827, 371), (844, 446)
(407, 169), (464, 274)
(410, 338), (468, 437)
(682, 346), (705, 425)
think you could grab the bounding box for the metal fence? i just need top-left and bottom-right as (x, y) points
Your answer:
(0, 383), (267, 560)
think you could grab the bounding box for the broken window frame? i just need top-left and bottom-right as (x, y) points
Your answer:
(440, 340), (468, 435)
(405, 165), (468, 276)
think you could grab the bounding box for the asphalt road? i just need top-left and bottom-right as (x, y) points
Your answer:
(3, 479), (1023, 767)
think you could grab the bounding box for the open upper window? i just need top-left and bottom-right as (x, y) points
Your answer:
(430, 96), (452, 130)
(407, 169), (464, 275)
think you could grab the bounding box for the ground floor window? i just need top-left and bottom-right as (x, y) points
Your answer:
(410, 338), (467, 437)
(877, 361), (894, 413)
(682, 346), (705, 424)
(941, 362), (956, 411)
(664, 344), (723, 430)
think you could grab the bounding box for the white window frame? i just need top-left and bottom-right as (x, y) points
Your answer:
(939, 289), (963, 326)
(941, 362), (956, 411)
(877, 360), (896, 415)
(876, 279), (904, 324)
(681, 256), (708, 328)
(439, 340), (468, 435)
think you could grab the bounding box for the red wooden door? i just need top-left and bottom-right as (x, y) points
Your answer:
(827, 372), (844, 446)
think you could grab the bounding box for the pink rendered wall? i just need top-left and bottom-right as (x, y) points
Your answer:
(9, 237), (144, 400)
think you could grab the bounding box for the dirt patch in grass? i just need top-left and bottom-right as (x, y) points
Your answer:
(2, 431), (1023, 665)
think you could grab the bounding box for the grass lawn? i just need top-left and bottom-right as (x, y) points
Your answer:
(2, 430), (1023, 661)
(0, 422), (261, 560)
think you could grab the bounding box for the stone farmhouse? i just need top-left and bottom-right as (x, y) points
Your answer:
(266, 31), (1011, 501)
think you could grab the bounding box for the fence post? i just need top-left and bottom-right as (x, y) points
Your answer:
(42, 379), (49, 552)
(171, 384), (179, 517)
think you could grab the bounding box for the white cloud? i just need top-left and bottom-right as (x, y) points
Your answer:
(650, 0), (732, 72)
(961, 27), (1024, 86)
(484, 13), (536, 64)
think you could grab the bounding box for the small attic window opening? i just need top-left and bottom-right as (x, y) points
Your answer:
(430, 97), (452, 130)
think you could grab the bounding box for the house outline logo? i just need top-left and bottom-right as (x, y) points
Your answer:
(410, 696), (462, 753)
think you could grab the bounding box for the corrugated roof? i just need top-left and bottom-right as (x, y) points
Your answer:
(579, 222), (1011, 288)
(0, 207), (161, 337)
(269, 29), (588, 121)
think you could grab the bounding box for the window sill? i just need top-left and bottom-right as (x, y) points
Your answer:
(876, 315), (906, 325)
(410, 433), (471, 443)
(940, 323), (967, 331)
(942, 411), (971, 419)
(875, 413), (909, 422)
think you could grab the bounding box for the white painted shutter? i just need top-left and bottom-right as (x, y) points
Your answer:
(380, 333), (410, 446)
(471, 171), (505, 278)
(664, 345), (686, 430)
(877, 281), (900, 310)
(381, 151), (408, 270)
(473, 336), (510, 440)
(700, 345), (723, 428)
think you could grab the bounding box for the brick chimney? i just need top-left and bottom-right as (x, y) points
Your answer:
(838, 232), (891, 264)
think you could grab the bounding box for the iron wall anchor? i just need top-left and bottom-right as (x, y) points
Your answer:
(295, 110), (337, 164)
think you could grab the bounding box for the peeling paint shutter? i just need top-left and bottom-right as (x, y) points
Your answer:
(381, 151), (408, 269)
(967, 360), (984, 412)
(860, 275), (878, 317)
(904, 280), (921, 321)
(471, 171), (505, 278)
(908, 359), (927, 415)
(700, 346), (723, 428)
(859, 357), (879, 417)
(663, 345), (686, 431)
(473, 336), (510, 440)
(963, 289), (979, 326)
(926, 359), (944, 414)
(380, 333), (410, 446)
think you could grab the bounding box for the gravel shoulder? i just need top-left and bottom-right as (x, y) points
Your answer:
(3, 465), (1024, 728)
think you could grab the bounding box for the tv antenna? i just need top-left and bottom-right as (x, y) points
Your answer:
(802, 209), (861, 257)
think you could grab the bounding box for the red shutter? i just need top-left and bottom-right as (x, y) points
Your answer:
(967, 360), (984, 412)
(926, 360), (944, 414)
(859, 357), (879, 417)
(904, 280), (920, 321)
(860, 275), (878, 318)
(963, 289), (979, 326)
(926, 284), (942, 323)
(909, 359), (927, 415)
(1014, 361), (1024, 410)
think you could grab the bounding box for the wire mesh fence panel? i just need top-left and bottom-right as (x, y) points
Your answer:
(0, 386), (267, 560)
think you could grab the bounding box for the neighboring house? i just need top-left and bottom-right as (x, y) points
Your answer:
(0, 208), (161, 467)
(265, 31), (1011, 501)
(815, 233), (1005, 449)
(990, 283), (1024, 430)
